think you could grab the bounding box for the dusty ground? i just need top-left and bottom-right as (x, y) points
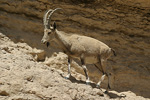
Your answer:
(0, 33), (149, 100)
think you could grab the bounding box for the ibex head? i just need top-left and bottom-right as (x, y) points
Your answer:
(41, 8), (62, 47)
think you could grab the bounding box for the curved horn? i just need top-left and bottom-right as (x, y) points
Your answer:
(47, 8), (62, 28)
(43, 9), (53, 28)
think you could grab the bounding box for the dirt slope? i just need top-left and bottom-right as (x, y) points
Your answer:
(0, 32), (148, 100)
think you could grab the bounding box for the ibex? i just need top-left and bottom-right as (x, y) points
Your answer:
(41, 8), (116, 92)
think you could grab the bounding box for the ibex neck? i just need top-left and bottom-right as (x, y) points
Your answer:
(55, 29), (70, 50)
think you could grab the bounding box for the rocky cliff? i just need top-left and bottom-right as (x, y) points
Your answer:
(0, 0), (150, 98)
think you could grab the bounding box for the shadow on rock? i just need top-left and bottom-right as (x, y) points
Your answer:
(61, 74), (127, 99)
(61, 74), (97, 88)
(105, 91), (126, 99)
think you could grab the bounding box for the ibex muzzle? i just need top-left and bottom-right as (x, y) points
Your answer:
(41, 29), (52, 47)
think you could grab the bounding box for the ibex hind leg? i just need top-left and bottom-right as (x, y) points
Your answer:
(96, 56), (111, 92)
(94, 63), (105, 88)
(81, 55), (90, 85)
(105, 73), (111, 94)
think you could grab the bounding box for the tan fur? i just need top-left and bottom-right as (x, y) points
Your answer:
(51, 30), (112, 64)
(41, 8), (115, 91)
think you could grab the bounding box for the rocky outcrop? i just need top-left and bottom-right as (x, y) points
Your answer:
(0, 0), (150, 98)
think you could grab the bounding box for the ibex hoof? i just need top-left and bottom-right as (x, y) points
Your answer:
(86, 81), (90, 85)
(64, 77), (69, 79)
(86, 80), (90, 85)
(104, 90), (109, 94)
(64, 75), (70, 79)
(96, 84), (100, 88)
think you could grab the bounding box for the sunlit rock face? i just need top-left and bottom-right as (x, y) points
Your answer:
(0, 0), (150, 98)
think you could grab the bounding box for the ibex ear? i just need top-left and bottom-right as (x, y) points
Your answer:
(53, 21), (56, 30)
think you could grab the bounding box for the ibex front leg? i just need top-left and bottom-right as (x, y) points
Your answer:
(65, 57), (71, 79)
(81, 55), (90, 85)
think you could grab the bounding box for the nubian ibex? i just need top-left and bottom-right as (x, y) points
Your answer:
(41, 8), (116, 92)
